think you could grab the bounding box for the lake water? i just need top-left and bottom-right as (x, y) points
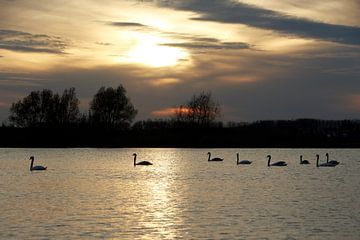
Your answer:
(0, 148), (359, 239)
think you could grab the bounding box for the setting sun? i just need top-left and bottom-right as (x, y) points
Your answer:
(124, 35), (188, 67)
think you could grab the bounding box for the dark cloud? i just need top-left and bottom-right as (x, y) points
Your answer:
(107, 21), (151, 29)
(161, 41), (251, 50)
(150, 0), (360, 45)
(158, 31), (254, 51)
(105, 19), (253, 51)
(108, 21), (146, 27)
(0, 29), (67, 54)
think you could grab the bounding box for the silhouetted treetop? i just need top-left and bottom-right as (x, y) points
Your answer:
(9, 88), (80, 127)
(89, 85), (137, 129)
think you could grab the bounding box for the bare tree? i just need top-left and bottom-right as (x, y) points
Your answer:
(9, 88), (80, 127)
(175, 91), (221, 127)
(89, 85), (137, 129)
(58, 87), (80, 124)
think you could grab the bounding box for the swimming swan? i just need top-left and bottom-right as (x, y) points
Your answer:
(29, 156), (47, 171)
(300, 155), (310, 164)
(326, 153), (339, 165)
(207, 152), (223, 162)
(133, 153), (153, 166)
(267, 155), (287, 166)
(236, 153), (252, 165)
(317, 154), (336, 167)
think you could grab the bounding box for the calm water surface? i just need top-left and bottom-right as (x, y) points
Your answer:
(0, 148), (359, 239)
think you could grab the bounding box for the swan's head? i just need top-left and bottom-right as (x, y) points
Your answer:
(207, 152), (210, 155)
(132, 153), (137, 157)
(29, 156), (34, 160)
(316, 154), (319, 159)
(325, 153), (329, 157)
(267, 155), (271, 159)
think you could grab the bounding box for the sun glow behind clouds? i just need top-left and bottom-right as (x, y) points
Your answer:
(123, 34), (188, 68)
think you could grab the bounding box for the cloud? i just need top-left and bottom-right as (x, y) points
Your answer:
(160, 32), (253, 51)
(150, 0), (360, 45)
(106, 21), (152, 30)
(151, 107), (178, 117)
(150, 78), (181, 86)
(0, 101), (9, 107)
(0, 42), (359, 123)
(161, 41), (251, 50)
(108, 21), (147, 27)
(106, 19), (253, 51)
(95, 41), (112, 46)
(0, 29), (67, 54)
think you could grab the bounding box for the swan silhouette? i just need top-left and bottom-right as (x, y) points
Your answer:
(236, 153), (252, 165)
(300, 155), (310, 164)
(267, 155), (287, 166)
(29, 156), (47, 171)
(326, 153), (339, 165)
(317, 154), (336, 167)
(207, 152), (223, 162)
(133, 153), (153, 166)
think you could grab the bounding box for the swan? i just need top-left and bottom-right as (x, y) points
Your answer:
(207, 152), (223, 162)
(29, 156), (47, 171)
(133, 153), (153, 166)
(317, 154), (336, 167)
(236, 153), (252, 165)
(267, 155), (287, 166)
(300, 155), (310, 164)
(326, 153), (339, 165)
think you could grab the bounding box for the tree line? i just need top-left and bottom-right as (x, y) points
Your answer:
(2, 85), (360, 147)
(6, 85), (221, 129)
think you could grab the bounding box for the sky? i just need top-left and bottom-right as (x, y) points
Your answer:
(0, 0), (360, 123)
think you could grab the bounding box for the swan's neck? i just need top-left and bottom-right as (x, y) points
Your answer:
(300, 156), (302, 163)
(208, 153), (211, 161)
(267, 156), (271, 166)
(30, 159), (34, 170)
(133, 155), (137, 166)
(316, 156), (319, 167)
(326, 154), (329, 163)
(236, 153), (239, 164)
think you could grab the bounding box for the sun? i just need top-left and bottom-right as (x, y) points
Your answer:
(124, 35), (188, 68)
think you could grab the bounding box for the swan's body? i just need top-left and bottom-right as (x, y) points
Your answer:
(207, 152), (223, 162)
(326, 153), (339, 165)
(29, 156), (47, 171)
(267, 155), (287, 166)
(133, 153), (152, 166)
(236, 153), (252, 165)
(317, 154), (336, 167)
(300, 155), (310, 164)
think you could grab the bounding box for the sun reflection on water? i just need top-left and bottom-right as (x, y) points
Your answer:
(128, 149), (186, 239)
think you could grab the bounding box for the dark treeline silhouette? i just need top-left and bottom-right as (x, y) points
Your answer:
(8, 85), (136, 129)
(1, 118), (360, 147)
(1, 87), (360, 147)
(9, 88), (81, 128)
(129, 118), (360, 148)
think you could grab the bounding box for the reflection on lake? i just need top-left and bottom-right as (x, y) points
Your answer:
(1, 148), (360, 239)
